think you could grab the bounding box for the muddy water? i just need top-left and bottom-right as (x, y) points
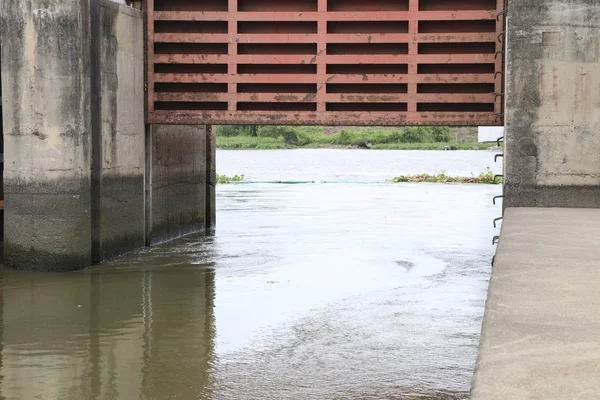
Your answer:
(0, 150), (501, 400)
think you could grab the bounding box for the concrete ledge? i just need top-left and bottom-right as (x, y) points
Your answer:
(505, 185), (600, 209)
(471, 208), (600, 400)
(4, 191), (92, 272)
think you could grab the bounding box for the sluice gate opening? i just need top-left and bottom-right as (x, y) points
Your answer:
(147, 0), (506, 126)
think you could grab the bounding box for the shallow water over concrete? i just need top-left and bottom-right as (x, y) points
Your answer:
(0, 150), (501, 399)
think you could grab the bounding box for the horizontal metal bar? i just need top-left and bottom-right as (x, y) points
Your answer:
(155, 92), (494, 103)
(154, 33), (497, 45)
(155, 92), (230, 102)
(154, 73), (496, 84)
(155, 73), (313, 84)
(416, 73), (496, 84)
(154, 54), (496, 65)
(154, 10), (497, 22)
(325, 54), (496, 64)
(149, 110), (501, 126)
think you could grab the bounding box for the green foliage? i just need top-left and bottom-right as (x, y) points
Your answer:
(370, 130), (403, 144)
(217, 174), (245, 184)
(217, 125), (242, 137)
(431, 126), (450, 142)
(476, 167), (500, 184)
(284, 131), (311, 146)
(401, 127), (433, 143)
(255, 126), (312, 145)
(257, 126), (286, 138)
(255, 126), (285, 138)
(216, 125), (257, 137)
(246, 125), (258, 137)
(331, 130), (361, 145)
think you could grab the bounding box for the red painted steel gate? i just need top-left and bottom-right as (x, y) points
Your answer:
(147, 0), (505, 126)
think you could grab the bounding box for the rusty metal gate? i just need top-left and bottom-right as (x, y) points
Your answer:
(147, 0), (505, 126)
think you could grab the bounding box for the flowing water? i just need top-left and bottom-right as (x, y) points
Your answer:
(0, 149), (502, 400)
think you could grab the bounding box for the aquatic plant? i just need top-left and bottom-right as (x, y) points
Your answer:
(391, 168), (501, 184)
(217, 174), (245, 184)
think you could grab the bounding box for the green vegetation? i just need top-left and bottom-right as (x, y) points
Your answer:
(391, 168), (501, 184)
(215, 125), (491, 150)
(217, 136), (287, 150)
(217, 174), (245, 184)
(215, 169), (500, 185)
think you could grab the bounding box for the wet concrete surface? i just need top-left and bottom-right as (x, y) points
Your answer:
(0, 150), (500, 399)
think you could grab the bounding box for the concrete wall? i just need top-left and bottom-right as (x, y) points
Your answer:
(205, 126), (216, 230)
(1, 0), (146, 270)
(147, 125), (207, 246)
(1, 1), (213, 271)
(1, 0), (93, 271)
(96, 1), (145, 261)
(505, 0), (600, 207)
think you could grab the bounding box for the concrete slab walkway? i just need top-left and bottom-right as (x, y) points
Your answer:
(471, 208), (600, 399)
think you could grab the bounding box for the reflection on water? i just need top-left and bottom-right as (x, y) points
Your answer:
(0, 150), (499, 399)
(0, 263), (216, 400)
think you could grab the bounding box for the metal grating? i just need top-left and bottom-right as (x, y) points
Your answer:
(147, 0), (505, 126)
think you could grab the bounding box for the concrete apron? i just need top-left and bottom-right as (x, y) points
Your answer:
(471, 207), (600, 400)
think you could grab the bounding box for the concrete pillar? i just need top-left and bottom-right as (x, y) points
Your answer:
(95, 1), (145, 261)
(1, 0), (93, 271)
(205, 126), (216, 230)
(505, 0), (600, 208)
(1, 0), (146, 271)
(146, 125), (207, 246)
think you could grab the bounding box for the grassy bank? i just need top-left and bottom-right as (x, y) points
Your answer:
(370, 142), (491, 150)
(216, 136), (492, 150)
(391, 169), (501, 184)
(216, 125), (493, 150)
(217, 125), (493, 150)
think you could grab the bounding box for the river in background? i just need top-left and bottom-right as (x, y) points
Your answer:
(217, 149), (498, 182)
(0, 150), (502, 400)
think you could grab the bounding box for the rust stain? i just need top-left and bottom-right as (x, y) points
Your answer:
(310, 49), (324, 65)
(539, 64), (545, 104)
(552, 65), (559, 110)
(573, 67), (580, 120)
(373, 95), (396, 102)
(275, 95), (300, 101)
(302, 93), (317, 102)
